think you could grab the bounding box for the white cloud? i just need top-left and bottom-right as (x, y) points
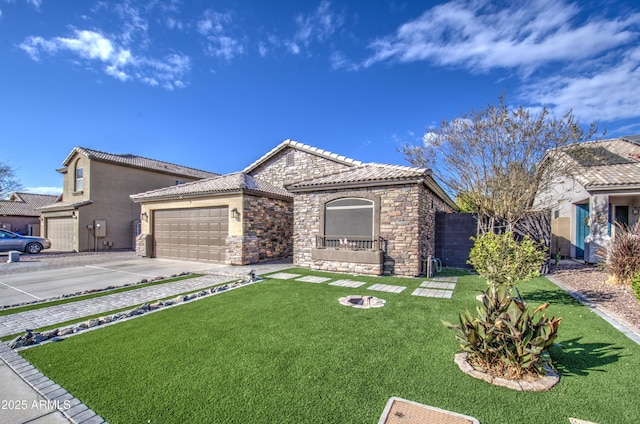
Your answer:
(114, 1), (149, 46)
(58, 30), (115, 61)
(19, 30), (189, 89)
(258, 41), (267, 57)
(363, 0), (638, 74)
(197, 9), (230, 36)
(257, 34), (281, 58)
(521, 46), (640, 123)
(165, 17), (182, 30)
(287, 1), (344, 55)
(197, 9), (244, 61)
(360, 0), (640, 125)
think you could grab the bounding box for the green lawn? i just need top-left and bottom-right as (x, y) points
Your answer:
(20, 268), (640, 423)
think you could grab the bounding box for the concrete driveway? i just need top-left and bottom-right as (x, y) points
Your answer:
(0, 251), (225, 307)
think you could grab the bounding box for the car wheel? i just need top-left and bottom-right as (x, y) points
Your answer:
(25, 243), (42, 254)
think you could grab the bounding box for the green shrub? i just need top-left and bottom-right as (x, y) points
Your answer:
(603, 221), (640, 286)
(632, 271), (640, 302)
(468, 232), (546, 288)
(443, 286), (562, 379)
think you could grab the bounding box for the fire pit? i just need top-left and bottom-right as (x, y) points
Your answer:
(338, 295), (386, 309)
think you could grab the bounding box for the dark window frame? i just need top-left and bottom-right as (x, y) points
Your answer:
(74, 160), (84, 192)
(319, 192), (381, 244)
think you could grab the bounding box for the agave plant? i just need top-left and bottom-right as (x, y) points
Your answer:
(443, 286), (562, 379)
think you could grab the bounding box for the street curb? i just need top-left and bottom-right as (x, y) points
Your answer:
(0, 342), (106, 424)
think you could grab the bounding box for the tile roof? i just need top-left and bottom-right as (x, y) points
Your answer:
(286, 163), (431, 189)
(0, 192), (58, 216)
(37, 199), (93, 212)
(567, 137), (640, 189)
(131, 172), (292, 202)
(243, 139), (363, 173)
(63, 147), (218, 179)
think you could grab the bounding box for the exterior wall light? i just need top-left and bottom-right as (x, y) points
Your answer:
(231, 208), (241, 221)
(141, 212), (148, 222)
(633, 207), (639, 216)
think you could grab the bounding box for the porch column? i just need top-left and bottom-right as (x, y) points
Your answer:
(587, 194), (610, 263)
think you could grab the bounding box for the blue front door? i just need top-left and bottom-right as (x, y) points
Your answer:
(576, 203), (590, 259)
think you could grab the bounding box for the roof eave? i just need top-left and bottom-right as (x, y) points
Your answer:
(243, 139), (362, 173)
(286, 177), (427, 192)
(243, 188), (293, 201)
(37, 200), (93, 212)
(132, 188), (292, 203)
(587, 184), (640, 193)
(422, 176), (458, 211)
(131, 190), (241, 203)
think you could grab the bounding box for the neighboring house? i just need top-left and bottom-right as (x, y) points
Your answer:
(132, 140), (457, 276)
(38, 147), (218, 252)
(0, 192), (58, 235)
(535, 135), (640, 263)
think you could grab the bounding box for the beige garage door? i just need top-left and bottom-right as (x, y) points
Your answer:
(153, 207), (229, 262)
(46, 217), (75, 252)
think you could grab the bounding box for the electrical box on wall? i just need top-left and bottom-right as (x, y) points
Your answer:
(94, 220), (107, 237)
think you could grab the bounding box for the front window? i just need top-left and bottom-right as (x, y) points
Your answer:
(325, 198), (374, 237)
(75, 167), (84, 192)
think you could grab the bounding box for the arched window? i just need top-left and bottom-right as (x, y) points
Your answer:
(74, 160), (84, 192)
(324, 198), (374, 237)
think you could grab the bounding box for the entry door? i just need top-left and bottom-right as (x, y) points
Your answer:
(614, 205), (629, 229)
(575, 203), (590, 259)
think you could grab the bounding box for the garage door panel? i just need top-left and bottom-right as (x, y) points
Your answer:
(153, 207), (228, 263)
(46, 217), (75, 252)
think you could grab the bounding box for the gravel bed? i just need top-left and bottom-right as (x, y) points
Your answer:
(550, 262), (640, 334)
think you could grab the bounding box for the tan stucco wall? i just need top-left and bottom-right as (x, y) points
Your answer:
(44, 152), (207, 252)
(0, 217), (41, 235)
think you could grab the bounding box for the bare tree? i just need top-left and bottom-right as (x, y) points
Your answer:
(0, 162), (21, 199)
(400, 95), (598, 234)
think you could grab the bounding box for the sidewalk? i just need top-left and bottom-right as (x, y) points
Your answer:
(0, 261), (292, 424)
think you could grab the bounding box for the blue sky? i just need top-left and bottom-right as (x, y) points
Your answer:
(1, 0), (639, 195)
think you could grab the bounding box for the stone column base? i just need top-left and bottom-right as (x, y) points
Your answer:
(226, 235), (259, 265)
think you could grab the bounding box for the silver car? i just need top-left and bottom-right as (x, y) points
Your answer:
(0, 229), (52, 254)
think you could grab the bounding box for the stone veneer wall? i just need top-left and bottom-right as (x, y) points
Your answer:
(294, 184), (453, 277)
(225, 235), (259, 265)
(249, 147), (354, 188)
(243, 194), (294, 261)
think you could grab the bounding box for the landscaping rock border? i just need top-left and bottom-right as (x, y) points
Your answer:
(454, 352), (559, 391)
(9, 277), (259, 350)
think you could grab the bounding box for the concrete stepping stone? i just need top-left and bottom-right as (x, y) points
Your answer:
(296, 276), (331, 283)
(329, 279), (367, 288)
(367, 284), (406, 294)
(412, 288), (453, 299)
(267, 272), (302, 280)
(429, 277), (458, 283)
(420, 281), (456, 290)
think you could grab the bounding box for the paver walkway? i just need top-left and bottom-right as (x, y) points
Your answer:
(412, 277), (458, 299)
(367, 283), (407, 294)
(0, 262), (292, 338)
(268, 273), (460, 299)
(412, 288), (453, 298)
(329, 279), (367, 288)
